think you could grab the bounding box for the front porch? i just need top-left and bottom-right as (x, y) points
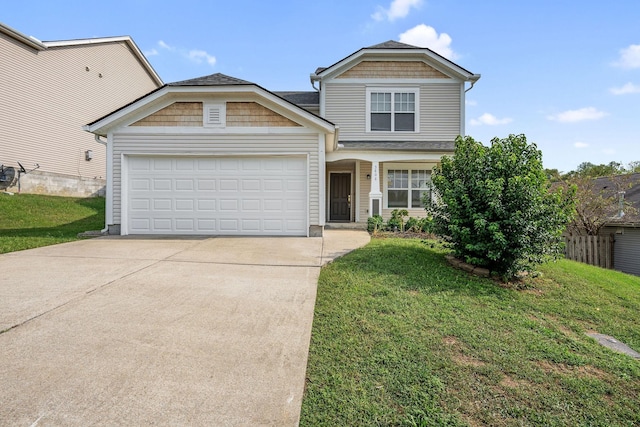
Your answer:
(324, 154), (442, 226)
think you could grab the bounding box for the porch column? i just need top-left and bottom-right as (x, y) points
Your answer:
(369, 161), (383, 217)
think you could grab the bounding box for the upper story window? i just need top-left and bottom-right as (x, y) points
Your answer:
(367, 88), (418, 132)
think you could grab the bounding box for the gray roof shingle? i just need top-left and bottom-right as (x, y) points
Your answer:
(274, 91), (319, 107)
(168, 73), (254, 86)
(339, 141), (455, 152)
(367, 40), (420, 49)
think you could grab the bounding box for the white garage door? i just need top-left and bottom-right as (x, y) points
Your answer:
(126, 156), (307, 236)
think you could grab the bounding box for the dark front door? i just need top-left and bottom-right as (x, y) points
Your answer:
(330, 173), (351, 221)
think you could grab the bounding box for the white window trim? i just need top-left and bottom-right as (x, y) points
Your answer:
(203, 102), (226, 128)
(383, 162), (431, 209)
(365, 87), (419, 133)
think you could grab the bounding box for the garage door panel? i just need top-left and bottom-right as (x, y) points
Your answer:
(153, 179), (172, 191)
(127, 156), (307, 236)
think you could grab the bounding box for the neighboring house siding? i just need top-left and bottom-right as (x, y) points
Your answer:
(0, 33), (159, 184)
(609, 227), (640, 276)
(323, 82), (461, 141)
(111, 132), (320, 226)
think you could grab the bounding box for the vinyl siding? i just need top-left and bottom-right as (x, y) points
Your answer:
(606, 227), (640, 276)
(323, 82), (462, 141)
(111, 133), (321, 226)
(0, 33), (160, 179)
(358, 161), (372, 220)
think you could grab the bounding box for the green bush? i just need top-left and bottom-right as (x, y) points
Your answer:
(367, 215), (385, 233)
(427, 134), (575, 279)
(387, 209), (409, 231)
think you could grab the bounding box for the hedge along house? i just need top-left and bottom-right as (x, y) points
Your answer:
(0, 22), (163, 196)
(85, 41), (479, 236)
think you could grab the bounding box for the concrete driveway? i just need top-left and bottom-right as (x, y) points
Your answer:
(0, 230), (369, 426)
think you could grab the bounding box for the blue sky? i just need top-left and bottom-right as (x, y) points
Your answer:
(3, 0), (639, 173)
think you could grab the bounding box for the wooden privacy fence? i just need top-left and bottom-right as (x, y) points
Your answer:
(564, 234), (614, 269)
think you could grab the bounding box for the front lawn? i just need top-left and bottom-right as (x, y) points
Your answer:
(0, 193), (105, 254)
(301, 238), (640, 426)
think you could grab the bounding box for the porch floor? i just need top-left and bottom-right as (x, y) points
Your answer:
(325, 222), (368, 230)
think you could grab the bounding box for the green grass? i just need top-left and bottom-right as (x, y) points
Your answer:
(301, 238), (640, 426)
(0, 193), (105, 254)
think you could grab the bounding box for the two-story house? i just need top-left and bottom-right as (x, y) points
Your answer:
(84, 41), (479, 236)
(0, 22), (163, 196)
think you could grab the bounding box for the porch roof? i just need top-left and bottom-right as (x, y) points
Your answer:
(338, 140), (455, 152)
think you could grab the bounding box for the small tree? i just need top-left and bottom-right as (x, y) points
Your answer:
(561, 174), (638, 236)
(427, 134), (575, 280)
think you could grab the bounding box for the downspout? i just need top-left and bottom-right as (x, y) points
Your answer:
(465, 74), (481, 93)
(94, 134), (110, 234)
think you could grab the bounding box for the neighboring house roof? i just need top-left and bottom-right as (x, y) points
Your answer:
(311, 39), (480, 82)
(339, 141), (455, 152)
(85, 73), (336, 146)
(595, 173), (640, 225)
(0, 21), (163, 86)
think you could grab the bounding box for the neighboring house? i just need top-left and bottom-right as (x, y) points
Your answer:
(84, 41), (480, 236)
(0, 22), (163, 196)
(598, 173), (640, 276)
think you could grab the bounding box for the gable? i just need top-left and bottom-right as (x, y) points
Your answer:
(336, 61), (450, 79)
(132, 102), (203, 127)
(226, 102), (301, 127)
(131, 101), (302, 128)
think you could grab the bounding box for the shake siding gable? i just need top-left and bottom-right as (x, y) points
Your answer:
(0, 34), (160, 179)
(130, 102), (303, 128)
(337, 61), (451, 79)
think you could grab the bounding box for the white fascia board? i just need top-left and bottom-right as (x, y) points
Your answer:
(44, 36), (163, 86)
(0, 21), (46, 50)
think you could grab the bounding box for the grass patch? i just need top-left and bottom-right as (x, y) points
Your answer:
(301, 238), (640, 426)
(0, 193), (105, 254)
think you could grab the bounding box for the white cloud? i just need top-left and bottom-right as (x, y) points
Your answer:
(188, 50), (217, 66)
(547, 107), (608, 123)
(465, 99), (478, 106)
(603, 148), (617, 155)
(469, 113), (513, 126)
(610, 82), (640, 95)
(399, 24), (458, 59)
(372, 0), (422, 22)
(613, 44), (640, 69)
(574, 142), (589, 148)
(158, 40), (174, 50)
(152, 40), (217, 68)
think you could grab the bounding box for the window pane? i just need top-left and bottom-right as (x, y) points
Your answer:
(411, 170), (430, 188)
(388, 190), (408, 208)
(371, 92), (391, 112)
(371, 113), (391, 131)
(395, 113), (415, 131)
(394, 92), (415, 112)
(412, 189), (430, 208)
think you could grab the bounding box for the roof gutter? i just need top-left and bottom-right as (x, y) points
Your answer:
(310, 73), (320, 91)
(465, 74), (481, 93)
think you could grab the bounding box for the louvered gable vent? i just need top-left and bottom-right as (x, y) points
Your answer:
(204, 103), (226, 127)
